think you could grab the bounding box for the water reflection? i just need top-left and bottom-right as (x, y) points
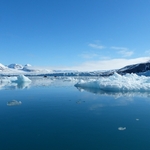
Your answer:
(17, 82), (30, 89)
(0, 76), (78, 90)
(75, 85), (150, 98)
(0, 82), (31, 90)
(7, 100), (22, 106)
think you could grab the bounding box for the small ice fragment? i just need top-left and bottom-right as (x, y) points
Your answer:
(136, 118), (139, 121)
(7, 100), (22, 106)
(118, 127), (126, 131)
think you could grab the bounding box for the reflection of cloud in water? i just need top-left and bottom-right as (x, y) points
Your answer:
(89, 99), (132, 110)
(90, 104), (105, 110)
(76, 85), (150, 110)
(75, 86), (150, 98)
(7, 100), (22, 106)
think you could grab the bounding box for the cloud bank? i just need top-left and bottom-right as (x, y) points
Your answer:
(111, 46), (134, 57)
(88, 43), (105, 49)
(62, 57), (150, 71)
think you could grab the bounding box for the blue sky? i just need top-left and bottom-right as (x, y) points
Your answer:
(1, 0), (150, 71)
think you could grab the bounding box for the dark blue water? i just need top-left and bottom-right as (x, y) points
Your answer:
(0, 80), (150, 150)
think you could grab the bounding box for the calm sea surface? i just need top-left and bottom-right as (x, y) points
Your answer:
(0, 77), (150, 150)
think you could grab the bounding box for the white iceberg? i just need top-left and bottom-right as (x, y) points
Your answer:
(11, 75), (31, 83)
(75, 72), (150, 92)
(118, 127), (126, 131)
(0, 75), (31, 90)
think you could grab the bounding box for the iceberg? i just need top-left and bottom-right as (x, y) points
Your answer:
(0, 75), (31, 90)
(118, 127), (126, 131)
(75, 72), (150, 92)
(14, 75), (31, 83)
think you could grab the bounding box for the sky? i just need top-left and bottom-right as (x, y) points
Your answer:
(1, 0), (150, 71)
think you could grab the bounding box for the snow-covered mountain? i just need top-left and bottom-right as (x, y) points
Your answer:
(2, 63), (57, 75)
(8, 64), (23, 69)
(22, 65), (53, 73)
(1, 61), (150, 76)
(0, 63), (105, 76)
(117, 61), (150, 75)
(0, 63), (7, 71)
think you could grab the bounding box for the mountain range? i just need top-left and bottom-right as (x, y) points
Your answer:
(0, 62), (150, 76)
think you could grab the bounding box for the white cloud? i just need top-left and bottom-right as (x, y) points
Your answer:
(118, 50), (134, 57)
(111, 46), (134, 57)
(145, 50), (150, 55)
(111, 46), (128, 51)
(80, 53), (99, 59)
(60, 57), (150, 71)
(88, 43), (105, 49)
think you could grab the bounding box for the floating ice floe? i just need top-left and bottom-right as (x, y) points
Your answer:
(7, 100), (22, 106)
(15, 75), (31, 83)
(75, 72), (150, 92)
(118, 127), (126, 131)
(0, 75), (31, 83)
(0, 75), (31, 90)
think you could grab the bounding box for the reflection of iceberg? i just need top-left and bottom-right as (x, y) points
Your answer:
(0, 76), (78, 90)
(75, 73), (150, 92)
(17, 82), (31, 89)
(75, 85), (150, 98)
(7, 100), (22, 106)
(30, 76), (78, 87)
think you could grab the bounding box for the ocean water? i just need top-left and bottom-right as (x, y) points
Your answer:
(1, 77), (150, 150)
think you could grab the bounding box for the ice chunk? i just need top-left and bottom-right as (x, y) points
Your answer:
(15, 75), (31, 83)
(75, 72), (150, 92)
(7, 100), (22, 106)
(0, 75), (31, 85)
(118, 127), (126, 130)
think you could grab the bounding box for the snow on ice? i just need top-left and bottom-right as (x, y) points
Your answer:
(15, 75), (31, 83)
(75, 72), (150, 92)
(0, 75), (31, 84)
